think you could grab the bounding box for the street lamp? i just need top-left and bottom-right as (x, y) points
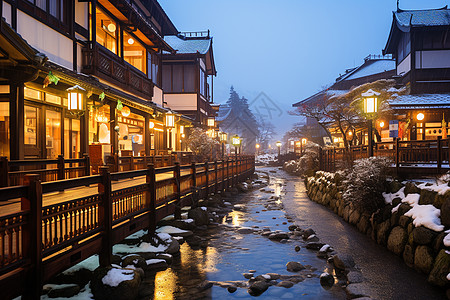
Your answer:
(232, 135), (241, 158)
(207, 117), (215, 128)
(362, 89), (380, 157)
(300, 138), (307, 156)
(255, 143), (260, 156)
(219, 132), (227, 158)
(276, 141), (282, 157)
(165, 110), (175, 151)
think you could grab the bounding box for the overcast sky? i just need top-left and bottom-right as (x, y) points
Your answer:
(159, 0), (448, 140)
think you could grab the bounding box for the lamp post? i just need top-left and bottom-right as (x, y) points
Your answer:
(232, 135), (241, 160)
(276, 141), (282, 157)
(255, 143), (260, 156)
(362, 89), (380, 157)
(219, 132), (227, 158)
(165, 110), (175, 151)
(300, 138), (307, 156)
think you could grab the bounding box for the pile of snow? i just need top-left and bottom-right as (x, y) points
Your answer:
(417, 182), (450, 195)
(113, 232), (172, 254)
(102, 267), (134, 287)
(63, 255), (99, 274)
(40, 284), (94, 300)
(383, 187), (405, 205)
(256, 153), (277, 165)
(156, 226), (189, 235)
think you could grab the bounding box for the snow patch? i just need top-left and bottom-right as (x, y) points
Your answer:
(102, 267), (134, 287)
(156, 226), (188, 235)
(146, 259), (166, 265)
(113, 242), (167, 254)
(404, 204), (444, 232)
(417, 182), (450, 195)
(444, 230), (450, 247)
(383, 187), (405, 204)
(63, 255), (99, 274)
(201, 207), (207, 211)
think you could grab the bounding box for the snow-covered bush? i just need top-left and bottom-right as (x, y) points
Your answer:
(186, 127), (219, 162)
(256, 153), (277, 165)
(343, 156), (392, 214)
(283, 142), (320, 176)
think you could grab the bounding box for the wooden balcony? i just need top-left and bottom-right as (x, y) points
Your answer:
(82, 43), (154, 100)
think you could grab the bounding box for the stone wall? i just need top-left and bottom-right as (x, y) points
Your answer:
(305, 171), (450, 288)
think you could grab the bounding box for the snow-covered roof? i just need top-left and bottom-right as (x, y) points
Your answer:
(164, 35), (212, 55)
(341, 60), (395, 81)
(293, 89), (348, 107)
(395, 7), (450, 30)
(388, 93), (450, 109)
(217, 104), (231, 122)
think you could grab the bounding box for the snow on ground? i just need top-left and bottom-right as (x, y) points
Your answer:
(256, 153), (277, 165)
(113, 242), (167, 254)
(417, 182), (450, 195)
(404, 204), (444, 232)
(383, 187), (405, 204)
(156, 226), (188, 235)
(146, 259), (166, 265)
(102, 267), (134, 287)
(444, 230), (450, 247)
(384, 188), (443, 231)
(63, 255), (99, 274)
(40, 284), (94, 300)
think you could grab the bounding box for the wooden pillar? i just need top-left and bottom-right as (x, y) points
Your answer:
(204, 162), (209, 197)
(214, 160), (218, 194)
(437, 136), (442, 174)
(57, 155), (65, 180)
(145, 115), (150, 156)
(395, 137), (400, 176)
(146, 164), (156, 232)
(83, 153), (90, 176)
(174, 162), (181, 219)
(21, 174), (43, 300)
(0, 156), (9, 187)
(9, 83), (24, 160)
(98, 166), (112, 267)
(191, 162), (197, 207)
(110, 103), (117, 157)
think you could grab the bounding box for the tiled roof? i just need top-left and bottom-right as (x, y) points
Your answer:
(164, 35), (212, 55)
(395, 7), (450, 29)
(389, 93), (450, 109)
(341, 60), (395, 81)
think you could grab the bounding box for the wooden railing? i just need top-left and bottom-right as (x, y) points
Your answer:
(82, 43), (153, 99)
(0, 156), (255, 299)
(319, 137), (450, 175)
(0, 155), (90, 187)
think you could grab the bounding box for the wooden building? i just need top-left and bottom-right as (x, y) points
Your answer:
(162, 31), (217, 127)
(0, 0), (195, 166)
(383, 6), (450, 141)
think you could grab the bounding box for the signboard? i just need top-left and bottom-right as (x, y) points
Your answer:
(389, 120), (399, 138)
(323, 136), (332, 146)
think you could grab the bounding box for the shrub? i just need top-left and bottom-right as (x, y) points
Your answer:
(283, 142), (320, 176)
(186, 127), (219, 161)
(343, 156), (392, 214)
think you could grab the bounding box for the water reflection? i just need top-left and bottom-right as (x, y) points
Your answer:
(154, 269), (177, 300)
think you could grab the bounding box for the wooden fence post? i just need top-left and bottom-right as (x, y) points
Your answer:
(147, 164), (157, 232)
(191, 162), (197, 207)
(225, 158), (229, 190)
(0, 156), (9, 187)
(437, 136), (442, 174)
(395, 138), (400, 176)
(57, 155), (65, 181)
(214, 160), (218, 194)
(204, 162), (209, 197)
(98, 166), (112, 267)
(174, 162), (181, 219)
(21, 174), (43, 300)
(83, 153), (90, 177)
(318, 148), (323, 171)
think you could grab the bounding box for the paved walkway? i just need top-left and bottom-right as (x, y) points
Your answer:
(266, 168), (447, 300)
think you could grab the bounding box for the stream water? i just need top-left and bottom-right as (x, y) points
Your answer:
(144, 170), (347, 300)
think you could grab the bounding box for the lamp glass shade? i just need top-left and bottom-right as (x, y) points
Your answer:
(207, 117), (215, 127)
(180, 125), (184, 134)
(276, 141), (282, 148)
(232, 136), (241, 147)
(364, 97), (377, 113)
(417, 113), (425, 121)
(67, 85), (85, 111)
(149, 121), (155, 129)
(165, 112), (175, 128)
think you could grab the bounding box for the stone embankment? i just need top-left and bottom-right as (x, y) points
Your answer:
(305, 171), (450, 293)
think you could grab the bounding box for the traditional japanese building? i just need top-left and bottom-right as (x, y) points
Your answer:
(292, 55), (396, 146)
(162, 31), (217, 127)
(0, 0), (195, 167)
(383, 5), (450, 141)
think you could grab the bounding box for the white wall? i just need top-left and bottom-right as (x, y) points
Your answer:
(164, 94), (197, 111)
(75, 1), (89, 29)
(17, 10), (73, 70)
(416, 50), (450, 69)
(153, 86), (164, 106)
(2, 2), (11, 25)
(397, 53), (411, 76)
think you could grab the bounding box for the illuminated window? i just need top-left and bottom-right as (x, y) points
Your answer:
(46, 109), (61, 159)
(96, 8), (117, 54)
(24, 87), (42, 101)
(124, 32), (146, 73)
(0, 103), (9, 158)
(46, 93), (62, 105)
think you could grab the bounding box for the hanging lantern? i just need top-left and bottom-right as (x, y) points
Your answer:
(207, 117), (215, 127)
(66, 85), (85, 112)
(232, 135), (241, 147)
(362, 89), (380, 114)
(165, 110), (175, 128)
(121, 106), (131, 117)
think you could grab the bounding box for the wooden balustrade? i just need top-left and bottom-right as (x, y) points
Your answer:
(319, 137), (450, 176)
(0, 156), (255, 299)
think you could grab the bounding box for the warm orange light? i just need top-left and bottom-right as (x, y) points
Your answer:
(379, 121), (385, 128)
(149, 121), (155, 129)
(121, 106), (130, 117)
(348, 131), (353, 136)
(255, 143), (260, 149)
(417, 113), (425, 121)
